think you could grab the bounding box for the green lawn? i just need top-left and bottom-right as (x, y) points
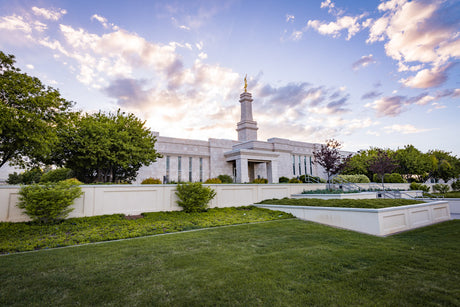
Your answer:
(257, 198), (423, 208)
(1, 219), (459, 306)
(0, 207), (292, 254)
(432, 191), (460, 198)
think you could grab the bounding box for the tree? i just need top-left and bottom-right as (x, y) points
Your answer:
(393, 145), (431, 182)
(369, 149), (398, 191)
(341, 147), (381, 180)
(428, 150), (460, 182)
(0, 51), (72, 168)
(313, 139), (350, 190)
(55, 110), (161, 183)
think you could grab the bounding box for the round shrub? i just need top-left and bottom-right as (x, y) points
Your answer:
(7, 168), (43, 185)
(333, 174), (370, 183)
(451, 180), (460, 191)
(61, 178), (83, 185)
(252, 178), (268, 184)
(289, 178), (302, 183)
(141, 177), (162, 184)
(388, 173), (405, 183)
(432, 183), (449, 194)
(175, 182), (216, 213)
(40, 168), (74, 183)
(17, 181), (83, 224)
(205, 178), (222, 184)
(410, 182), (430, 192)
(217, 174), (233, 183)
(278, 176), (289, 183)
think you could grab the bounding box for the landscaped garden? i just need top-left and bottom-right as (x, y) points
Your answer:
(0, 207), (292, 254)
(1, 218), (459, 306)
(257, 198), (423, 209)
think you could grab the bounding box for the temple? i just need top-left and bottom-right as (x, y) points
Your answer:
(136, 88), (331, 183)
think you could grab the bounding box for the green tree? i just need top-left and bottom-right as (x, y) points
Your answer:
(55, 110), (161, 183)
(0, 51), (72, 168)
(341, 147), (380, 179)
(393, 145), (431, 182)
(428, 150), (460, 182)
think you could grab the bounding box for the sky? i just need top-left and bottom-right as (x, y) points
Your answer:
(0, 0), (459, 156)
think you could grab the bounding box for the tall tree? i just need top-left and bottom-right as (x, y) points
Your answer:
(55, 110), (162, 183)
(0, 51), (72, 168)
(369, 149), (398, 190)
(313, 139), (350, 190)
(428, 150), (460, 182)
(341, 147), (381, 180)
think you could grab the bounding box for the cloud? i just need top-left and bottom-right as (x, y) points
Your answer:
(290, 30), (303, 41)
(366, 92), (438, 116)
(361, 90), (382, 100)
(307, 15), (362, 40)
(321, 0), (334, 9)
(286, 14), (295, 23)
(399, 64), (452, 88)
(32, 7), (66, 21)
(91, 14), (118, 30)
(26, 64), (34, 69)
(352, 54), (376, 70)
(0, 15), (32, 33)
(384, 124), (431, 134)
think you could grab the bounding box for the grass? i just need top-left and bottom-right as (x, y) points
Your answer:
(0, 207), (292, 254)
(301, 189), (360, 194)
(257, 198), (423, 209)
(432, 191), (460, 198)
(1, 219), (459, 306)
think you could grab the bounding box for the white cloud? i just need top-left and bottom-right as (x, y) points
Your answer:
(0, 15), (32, 33)
(32, 7), (66, 21)
(352, 54), (376, 70)
(321, 0), (334, 9)
(286, 14), (295, 23)
(399, 65), (449, 89)
(307, 15), (362, 40)
(290, 30), (303, 41)
(383, 124), (430, 134)
(26, 64), (34, 69)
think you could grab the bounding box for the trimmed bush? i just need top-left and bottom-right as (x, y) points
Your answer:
(278, 176), (289, 183)
(175, 182), (216, 213)
(410, 182), (430, 192)
(451, 180), (460, 191)
(205, 178), (222, 184)
(289, 178), (302, 183)
(432, 183), (449, 194)
(17, 181), (83, 224)
(7, 168), (43, 185)
(252, 178), (268, 184)
(299, 174), (323, 183)
(40, 168), (74, 183)
(333, 174), (370, 183)
(141, 177), (162, 184)
(388, 173), (405, 183)
(217, 174), (233, 183)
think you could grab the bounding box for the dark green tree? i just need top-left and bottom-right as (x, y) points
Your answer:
(341, 147), (381, 180)
(55, 110), (161, 183)
(428, 150), (460, 182)
(0, 51), (72, 168)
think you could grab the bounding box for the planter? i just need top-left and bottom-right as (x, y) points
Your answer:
(255, 201), (451, 236)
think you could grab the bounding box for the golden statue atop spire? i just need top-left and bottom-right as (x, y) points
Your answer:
(244, 74), (248, 92)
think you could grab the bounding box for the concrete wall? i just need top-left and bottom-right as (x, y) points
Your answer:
(0, 183), (325, 223)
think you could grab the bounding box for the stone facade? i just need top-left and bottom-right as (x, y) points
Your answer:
(136, 90), (334, 184)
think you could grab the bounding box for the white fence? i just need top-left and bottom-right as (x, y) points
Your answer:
(1, 183), (332, 222)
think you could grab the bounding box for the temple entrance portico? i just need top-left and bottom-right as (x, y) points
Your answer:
(225, 149), (279, 183)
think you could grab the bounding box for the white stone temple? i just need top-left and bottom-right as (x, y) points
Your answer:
(136, 88), (331, 184)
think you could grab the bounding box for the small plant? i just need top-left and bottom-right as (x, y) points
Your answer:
(252, 178), (268, 184)
(17, 181), (83, 224)
(432, 183), (449, 194)
(141, 177), (162, 184)
(175, 182), (216, 213)
(61, 178), (83, 185)
(204, 178), (222, 184)
(388, 173), (405, 183)
(451, 180), (460, 191)
(217, 174), (233, 183)
(40, 168), (74, 183)
(333, 174), (370, 183)
(278, 176), (289, 183)
(410, 182), (430, 192)
(289, 178), (302, 183)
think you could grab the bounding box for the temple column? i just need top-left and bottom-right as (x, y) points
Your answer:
(267, 160), (278, 184)
(235, 158), (249, 183)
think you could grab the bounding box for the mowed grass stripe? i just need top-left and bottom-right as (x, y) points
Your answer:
(1, 219), (459, 306)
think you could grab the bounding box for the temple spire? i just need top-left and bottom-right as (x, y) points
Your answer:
(236, 77), (258, 141)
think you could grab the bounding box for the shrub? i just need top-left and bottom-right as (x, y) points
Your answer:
(175, 182), (216, 213)
(40, 168), (74, 183)
(217, 174), (233, 183)
(451, 180), (460, 191)
(252, 178), (268, 184)
(204, 178), (222, 184)
(141, 177), (162, 184)
(333, 174), (370, 183)
(61, 178), (83, 185)
(289, 178), (302, 183)
(388, 173), (405, 183)
(7, 168), (43, 185)
(410, 182), (430, 192)
(432, 183), (449, 194)
(278, 176), (289, 183)
(17, 181), (83, 224)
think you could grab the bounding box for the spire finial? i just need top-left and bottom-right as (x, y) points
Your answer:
(244, 74), (248, 93)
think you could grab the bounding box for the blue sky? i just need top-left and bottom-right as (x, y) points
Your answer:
(0, 0), (459, 155)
